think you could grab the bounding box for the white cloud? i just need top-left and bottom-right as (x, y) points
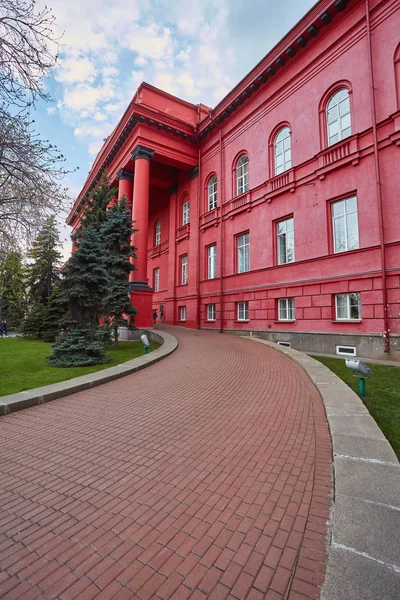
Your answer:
(135, 56), (147, 66)
(103, 66), (119, 78)
(47, 106), (56, 115)
(63, 82), (115, 112)
(55, 55), (97, 84)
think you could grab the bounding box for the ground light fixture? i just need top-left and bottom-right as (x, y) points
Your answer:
(141, 334), (150, 354)
(345, 359), (372, 398)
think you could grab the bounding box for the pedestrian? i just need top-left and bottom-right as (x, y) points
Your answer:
(152, 309), (157, 325)
(3, 320), (7, 336)
(159, 305), (164, 324)
(0, 321), (3, 338)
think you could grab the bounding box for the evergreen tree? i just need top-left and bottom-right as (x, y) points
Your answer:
(42, 281), (66, 342)
(25, 216), (62, 306)
(48, 226), (111, 367)
(0, 250), (25, 327)
(21, 216), (63, 337)
(101, 198), (137, 347)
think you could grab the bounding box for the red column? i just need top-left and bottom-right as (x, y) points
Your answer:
(116, 169), (134, 212)
(129, 145), (155, 329)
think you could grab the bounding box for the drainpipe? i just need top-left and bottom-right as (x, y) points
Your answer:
(218, 128), (224, 333)
(196, 143), (201, 329)
(365, 0), (390, 352)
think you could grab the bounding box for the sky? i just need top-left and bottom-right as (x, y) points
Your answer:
(33, 0), (317, 258)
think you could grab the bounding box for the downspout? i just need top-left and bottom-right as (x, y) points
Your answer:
(196, 142), (201, 329)
(218, 128), (224, 333)
(365, 0), (390, 352)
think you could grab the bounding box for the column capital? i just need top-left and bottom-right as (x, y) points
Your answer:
(169, 183), (178, 195)
(188, 165), (199, 180)
(131, 145), (155, 162)
(116, 168), (134, 181)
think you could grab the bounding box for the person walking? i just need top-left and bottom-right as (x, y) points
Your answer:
(3, 320), (7, 336)
(0, 321), (3, 338)
(159, 305), (164, 324)
(152, 309), (158, 325)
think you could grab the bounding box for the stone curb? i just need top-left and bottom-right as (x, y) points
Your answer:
(0, 330), (178, 416)
(245, 337), (400, 600)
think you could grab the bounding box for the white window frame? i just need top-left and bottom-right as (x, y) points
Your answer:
(236, 155), (249, 196)
(207, 245), (217, 279)
(332, 196), (359, 254)
(278, 298), (295, 321)
(237, 301), (249, 322)
(208, 176), (218, 211)
(179, 306), (186, 321)
(277, 218), (295, 265)
(335, 345), (357, 356)
(207, 304), (216, 322)
(327, 88), (352, 146)
(181, 255), (188, 285)
(237, 233), (250, 274)
(335, 293), (361, 321)
(155, 221), (161, 246)
(182, 201), (190, 226)
(154, 267), (160, 293)
(274, 127), (291, 175)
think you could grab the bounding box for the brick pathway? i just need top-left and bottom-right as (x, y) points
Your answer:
(0, 327), (332, 600)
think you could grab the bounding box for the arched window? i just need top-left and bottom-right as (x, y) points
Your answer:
(326, 88), (351, 146)
(182, 198), (190, 225)
(274, 127), (291, 175)
(155, 220), (161, 246)
(236, 155), (249, 195)
(207, 175), (217, 211)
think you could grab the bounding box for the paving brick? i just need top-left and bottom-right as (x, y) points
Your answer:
(0, 327), (332, 600)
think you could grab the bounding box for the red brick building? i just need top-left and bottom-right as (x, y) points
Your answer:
(67, 0), (400, 360)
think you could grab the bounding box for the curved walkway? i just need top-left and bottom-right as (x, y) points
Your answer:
(0, 327), (332, 600)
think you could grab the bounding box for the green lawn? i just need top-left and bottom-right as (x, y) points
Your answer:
(0, 337), (160, 397)
(311, 355), (400, 458)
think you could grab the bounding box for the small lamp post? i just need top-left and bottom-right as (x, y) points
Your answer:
(345, 359), (372, 398)
(141, 334), (150, 355)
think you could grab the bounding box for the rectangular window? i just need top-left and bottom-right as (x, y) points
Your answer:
(237, 233), (250, 273)
(277, 218), (295, 265)
(278, 298), (295, 321)
(332, 197), (359, 253)
(179, 306), (186, 321)
(154, 267), (160, 293)
(181, 255), (188, 285)
(182, 201), (190, 225)
(207, 304), (216, 321)
(207, 245), (217, 279)
(335, 293), (361, 320)
(237, 301), (249, 321)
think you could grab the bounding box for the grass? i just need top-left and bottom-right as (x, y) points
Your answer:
(311, 355), (400, 459)
(0, 337), (160, 397)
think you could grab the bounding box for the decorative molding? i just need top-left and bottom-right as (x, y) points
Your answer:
(131, 145), (155, 161)
(116, 168), (134, 181)
(188, 165), (199, 180)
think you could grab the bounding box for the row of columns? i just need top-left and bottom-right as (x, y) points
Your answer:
(116, 145), (154, 328)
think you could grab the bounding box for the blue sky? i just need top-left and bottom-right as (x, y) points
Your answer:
(34, 0), (316, 255)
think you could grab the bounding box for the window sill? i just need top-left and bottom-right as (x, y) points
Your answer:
(235, 320), (249, 323)
(206, 319), (216, 322)
(275, 320), (295, 323)
(333, 319), (362, 323)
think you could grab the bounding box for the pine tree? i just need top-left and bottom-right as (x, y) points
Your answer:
(42, 281), (66, 342)
(0, 250), (25, 327)
(101, 198), (137, 347)
(21, 216), (63, 337)
(25, 216), (62, 306)
(48, 226), (111, 367)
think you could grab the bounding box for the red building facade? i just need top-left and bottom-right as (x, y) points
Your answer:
(68, 0), (400, 360)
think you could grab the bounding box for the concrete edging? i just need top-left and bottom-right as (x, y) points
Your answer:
(245, 336), (400, 600)
(0, 330), (178, 416)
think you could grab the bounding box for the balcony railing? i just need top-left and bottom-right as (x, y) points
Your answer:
(148, 240), (169, 258)
(176, 223), (190, 241)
